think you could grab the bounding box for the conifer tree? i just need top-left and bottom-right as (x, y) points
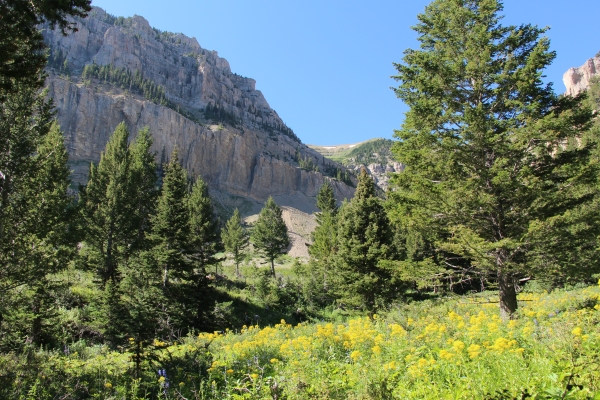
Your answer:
(183, 175), (220, 327)
(25, 122), (75, 345)
(79, 122), (134, 284)
(309, 182), (339, 295)
(150, 149), (190, 287)
(251, 197), (289, 277)
(334, 169), (393, 313)
(0, 82), (54, 297)
(390, 0), (599, 318)
(0, 120), (75, 348)
(316, 181), (337, 217)
(129, 127), (157, 250)
(222, 208), (249, 277)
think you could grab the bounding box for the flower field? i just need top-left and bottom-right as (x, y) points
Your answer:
(3, 285), (600, 399)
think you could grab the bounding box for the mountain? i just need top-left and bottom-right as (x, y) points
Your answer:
(41, 7), (354, 214)
(563, 53), (600, 96)
(308, 138), (403, 191)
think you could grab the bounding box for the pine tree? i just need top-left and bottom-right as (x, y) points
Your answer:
(79, 122), (134, 284)
(390, 0), (599, 319)
(222, 208), (249, 277)
(150, 149), (190, 287)
(334, 169), (393, 313)
(183, 175), (220, 328)
(308, 182), (339, 296)
(251, 197), (289, 277)
(316, 181), (337, 217)
(129, 127), (157, 251)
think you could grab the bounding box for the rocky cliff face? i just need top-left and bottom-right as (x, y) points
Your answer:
(42, 7), (354, 213)
(563, 55), (600, 96)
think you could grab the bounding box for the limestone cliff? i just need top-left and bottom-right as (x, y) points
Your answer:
(42, 7), (354, 213)
(563, 54), (600, 96)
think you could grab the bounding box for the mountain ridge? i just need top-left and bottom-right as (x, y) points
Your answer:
(42, 6), (355, 214)
(309, 138), (404, 191)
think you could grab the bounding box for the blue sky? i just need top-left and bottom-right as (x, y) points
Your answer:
(91, 0), (600, 145)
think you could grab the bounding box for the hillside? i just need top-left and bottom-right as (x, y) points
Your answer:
(42, 7), (355, 216)
(309, 138), (404, 191)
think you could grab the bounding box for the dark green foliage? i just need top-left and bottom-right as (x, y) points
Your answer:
(251, 197), (289, 277)
(390, 0), (599, 318)
(150, 149), (190, 287)
(0, 0), (91, 93)
(203, 101), (240, 127)
(82, 63), (171, 106)
(334, 170), (394, 313)
(0, 84), (74, 350)
(316, 181), (338, 216)
(129, 127), (158, 251)
(182, 175), (220, 328)
(222, 208), (249, 276)
(298, 155), (318, 172)
(79, 122), (135, 284)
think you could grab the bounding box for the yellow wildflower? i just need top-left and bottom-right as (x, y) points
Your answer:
(452, 340), (465, 352)
(467, 344), (481, 359)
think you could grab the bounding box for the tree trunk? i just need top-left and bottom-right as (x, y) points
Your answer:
(498, 270), (518, 320)
(270, 259), (275, 277)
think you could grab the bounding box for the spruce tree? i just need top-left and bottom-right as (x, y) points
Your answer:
(390, 0), (599, 318)
(129, 127), (157, 251)
(222, 208), (249, 277)
(150, 149), (190, 287)
(334, 170), (393, 313)
(309, 182), (339, 295)
(251, 197), (289, 277)
(316, 181), (337, 216)
(183, 175), (219, 328)
(79, 122), (134, 284)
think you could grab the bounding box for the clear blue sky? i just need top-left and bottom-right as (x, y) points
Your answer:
(90, 0), (600, 145)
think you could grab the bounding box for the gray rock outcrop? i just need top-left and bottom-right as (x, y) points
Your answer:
(563, 55), (600, 96)
(42, 7), (354, 213)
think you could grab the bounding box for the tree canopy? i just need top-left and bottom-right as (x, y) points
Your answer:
(390, 0), (600, 318)
(251, 197), (289, 277)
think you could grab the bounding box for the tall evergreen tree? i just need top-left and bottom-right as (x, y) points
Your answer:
(222, 208), (249, 277)
(0, 120), (75, 348)
(150, 149), (190, 287)
(129, 127), (157, 251)
(221, 208), (248, 276)
(183, 175), (220, 327)
(308, 182), (340, 296)
(316, 181), (337, 217)
(251, 197), (289, 277)
(390, 0), (599, 318)
(0, 83), (54, 296)
(79, 122), (134, 284)
(334, 169), (393, 313)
